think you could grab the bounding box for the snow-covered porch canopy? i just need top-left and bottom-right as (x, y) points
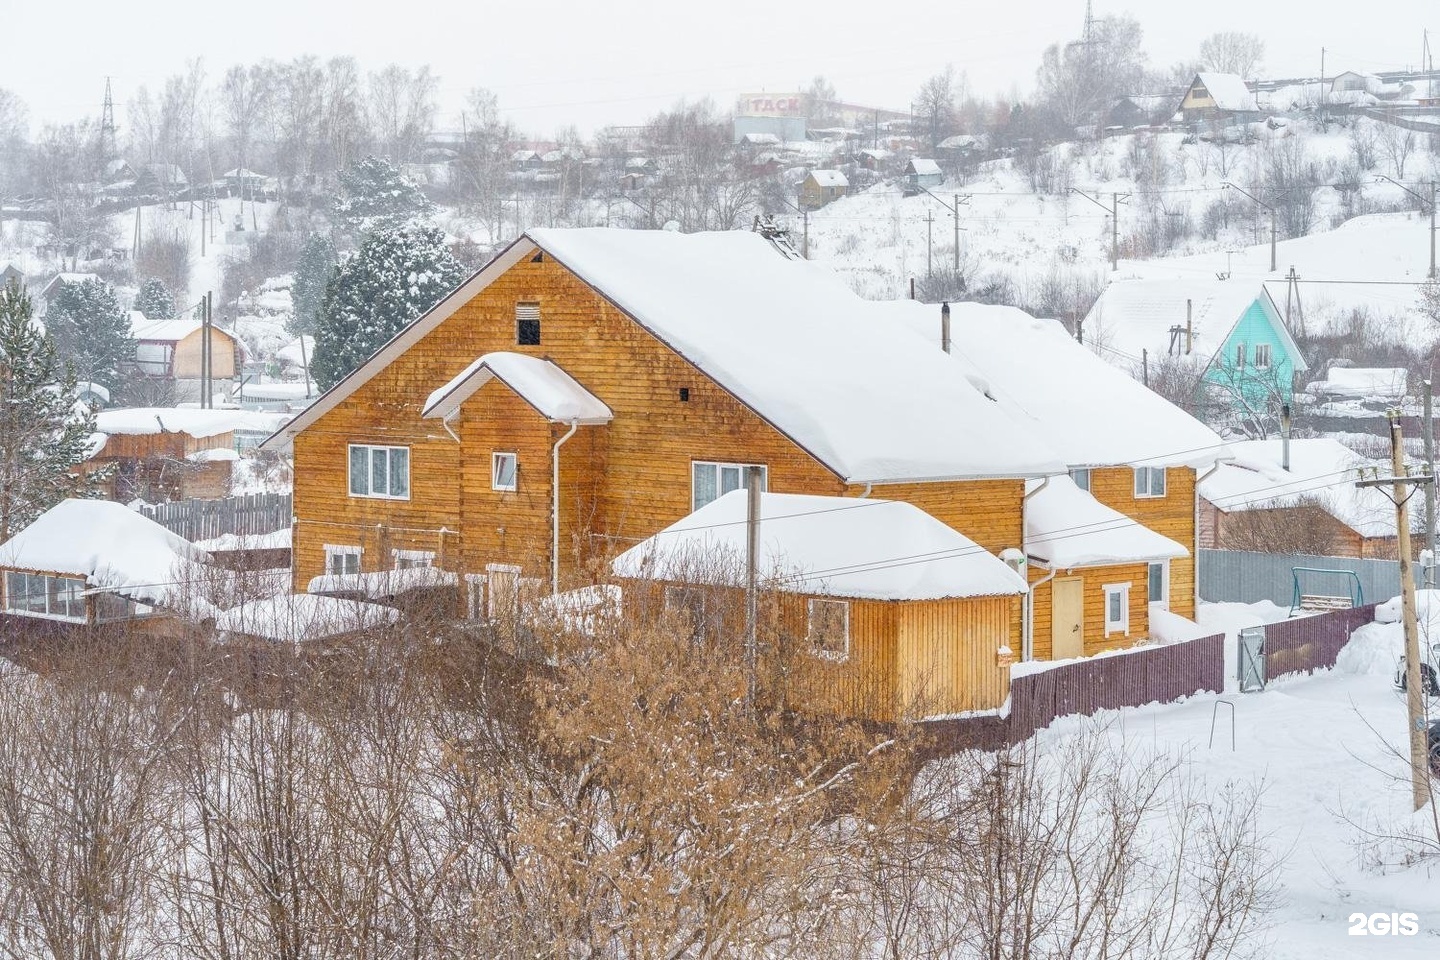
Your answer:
(0, 499), (210, 621)
(1025, 477), (1189, 568)
(612, 491), (1028, 601)
(421, 351), (613, 425)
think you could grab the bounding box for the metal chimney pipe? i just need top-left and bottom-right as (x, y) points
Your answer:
(941, 302), (952, 354)
(1281, 403), (1292, 471)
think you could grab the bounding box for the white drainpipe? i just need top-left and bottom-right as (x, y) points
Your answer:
(1020, 476), (1052, 661)
(552, 420), (580, 594)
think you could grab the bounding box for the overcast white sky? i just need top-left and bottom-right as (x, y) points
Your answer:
(6, 0), (1436, 135)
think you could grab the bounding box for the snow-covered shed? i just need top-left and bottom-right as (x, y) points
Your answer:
(1304, 366), (1407, 402)
(1179, 73), (1261, 123)
(129, 311), (240, 390)
(800, 169), (849, 208)
(613, 491), (1027, 720)
(85, 407), (259, 502)
(904, 157), (944, 192)
(0, 499), (211, 626)
(1199, 438), (1409, 558)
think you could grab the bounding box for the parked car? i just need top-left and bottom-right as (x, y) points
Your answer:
(1395, 641), (1440, 696)
(1430, 720), (1440, 777)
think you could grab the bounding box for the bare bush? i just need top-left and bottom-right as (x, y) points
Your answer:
(135, 224), (191, 300)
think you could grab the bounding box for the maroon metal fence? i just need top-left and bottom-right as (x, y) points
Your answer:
(1263, 603), (1378, 680)
(925, 632), (1226, 752)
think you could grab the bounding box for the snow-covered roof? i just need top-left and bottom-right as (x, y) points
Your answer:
(807, 169), (848, 187)
(215, 593), (400, 642)
(95, 407), (256, 440)
(1199, 438), (1401, 538)
(422, 351), (614, 424)
(525, 228), (1063, 482)
(1083, 278), (1307, 374)
(871, 300), (1229, 469)
(222, 167), (265, 179)
(306, 566), (459, 599)
(1306, 367), (1407, 400)
(1193, 73), (1258, 112)
(194, 528), (292, 552)
(1026, 477), (1189, 568)
(611, 491), (1028, 601)
(0, 499), (210, 608)
(907, 158), (942, 176)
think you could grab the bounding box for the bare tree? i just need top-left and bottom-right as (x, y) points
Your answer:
(366, 65), (438, 165)
(1198, 32), (1266, 79)
(914, 66), (960, 152)
(1378, 118), (1417, 179)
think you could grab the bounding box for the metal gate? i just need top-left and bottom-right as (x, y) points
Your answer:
(1239, 626), (1266, 692)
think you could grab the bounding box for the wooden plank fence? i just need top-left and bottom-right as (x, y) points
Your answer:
(135, 493), (292, 543)
(1263, 603), (1378, 680)
(925, 632), (1226, 753)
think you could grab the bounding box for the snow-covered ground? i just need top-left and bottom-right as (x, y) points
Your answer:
(1035, 622), (1440, 957)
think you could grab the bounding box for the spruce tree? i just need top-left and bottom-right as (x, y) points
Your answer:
(43, 278), (135, 390)
(311, 224), (465, 390)
(290, 234), (337, 336)
(332, 156), (434, 237)
(0, 283), (99, 541)
(133, 277), (177, 320)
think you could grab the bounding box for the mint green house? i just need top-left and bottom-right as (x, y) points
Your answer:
(1082, 279), (1308, 418)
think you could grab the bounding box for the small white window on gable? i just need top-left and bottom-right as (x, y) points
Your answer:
(807, 598), (850, 660)
(1133, 466), (1166, 498)
(1104, 584), (1130, 636)
(492, 452), (518, 492)
(1254, 343), (1272, 369)
(393, 549), (435, 570)
(1234, 342), (1247, 369)
(324, 544), (362, 576)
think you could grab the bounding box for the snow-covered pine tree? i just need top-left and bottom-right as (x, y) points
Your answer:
(0, 283), (100, 542)
(311, 224), (465, 390)
(332, 156), (435, 238)
(132, 277), (177, 320)
(43, 277), (135, 391)
(290, 234), (337, 336)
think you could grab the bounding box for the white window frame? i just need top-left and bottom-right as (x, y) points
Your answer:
(1069, 467), (1091, 492)
(516, 302), (541, 345)
(392, 548), (435, 570)
(1104, 583), (1130, 637)
(1132, 466), (1166, 499)
(347, 444), (411, 500)
(1234, 342), (1247, 369)
(691, 461), (767, 512)
(324, 544), (362, 576)
(2, 571), (87, 622)
(492, 452), (518, 492)
(807, 598), (851, 661)
(1254, 343), (1272, 369)
(1147, 560), (1170, 609)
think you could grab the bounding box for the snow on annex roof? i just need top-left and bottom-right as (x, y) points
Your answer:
(1306, 366), (1408, 400)
(1199, 438), (1402, 539)
(1025, 476), (1189, 568)
(130, 311), (233, 343)
(1083, 278), (1307, 374)
(215, 593), (400, 642)
(870, 299), (1229, 469)
(1194, 73), (1258, 112)
(0, 499), (209, 607)
(611, 491), (1028, 601)
(527, 228), (1063, 482)
(95, 407), (260, 440)
(422, 351), (613, 424)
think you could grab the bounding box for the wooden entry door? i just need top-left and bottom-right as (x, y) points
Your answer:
(1052, 578), (1084, 659)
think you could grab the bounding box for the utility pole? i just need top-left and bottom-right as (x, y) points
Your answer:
(1426, 377), (1437, 588)
(802, 206), (809, 259)
(1142, 348), (1149, 387)
(953, 193), (961, 273)
(744, 466), (761, 710)
(1358, 412), (1434, 811)
(1430, 181), (1436, 280)
(926, 209), (934, 278)
(1071, 187), (1129, 271)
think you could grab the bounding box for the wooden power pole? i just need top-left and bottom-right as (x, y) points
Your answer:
(1359, 412), (1434, 811)
(744, 467), (761, 710)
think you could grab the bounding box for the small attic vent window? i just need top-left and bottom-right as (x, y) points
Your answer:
(679, 387), (690, 402)
(516, 303), (541, 345)
(530, 251), (544, 263)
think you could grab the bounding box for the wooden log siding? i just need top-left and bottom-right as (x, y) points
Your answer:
(1087, 466), (1198, 619)
(291, 254), (1036, 603)
(1028, 561), (1152, 660)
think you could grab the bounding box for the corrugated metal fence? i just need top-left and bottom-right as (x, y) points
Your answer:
(1264, 603), (1379, 680)
(926, 632), (1226, 752)
(1199, 548), (1415, 608)
(135, 493), (293, 542)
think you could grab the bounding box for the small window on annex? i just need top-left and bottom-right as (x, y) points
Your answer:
(516, 302), (541, 345)
(1069, 467), (1091, 491)
(808, 598), (850, 660)
(324, 545), (362, 576)
(393, 549), (435, 570)
(348, 445), (410, 499)
(692, 461), (767, 511)
(1104, 584), (1130, 636)
(492, 452), (518, 491)
(1147, 561), (1169, 607)
(3, 571), (87, 621)
(1133, 466), (1166, 498)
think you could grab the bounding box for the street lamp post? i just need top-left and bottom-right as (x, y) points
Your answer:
(1222, 181), (1277, 273)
